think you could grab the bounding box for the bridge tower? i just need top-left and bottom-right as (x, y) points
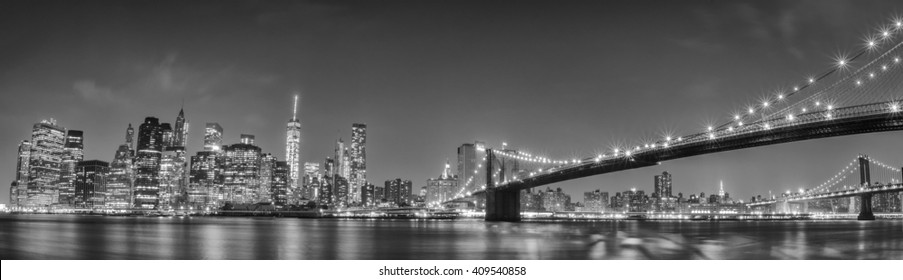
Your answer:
(483, 149), (521, 222)
(857, 154), (875, 220)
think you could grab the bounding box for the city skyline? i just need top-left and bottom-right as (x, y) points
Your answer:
(2, 0), (903, 204)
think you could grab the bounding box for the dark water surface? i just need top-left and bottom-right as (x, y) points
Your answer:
(1, 214), (902, 259)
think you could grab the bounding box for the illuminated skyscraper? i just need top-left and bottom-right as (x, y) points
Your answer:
(189, 150), (224, 206)
(204, 123), (223, 152)
(58, 130), (84, 206)
(285, 95), (302, 191)
(334, 138), (347, 178)
(272, 161), (290, 206)
(654, 171), (672, 198)
(173, 107), (189, 148)
(160, 123), (174, 148)
(126, 123), (135, 156)
(134, 117), (163, 209)
(258, 153), (276, 203)
(10, 140), (32, 208)
(159, 146), (187, 208)
(349, 123), (367, 204)
(426, 161), (458, 206)
(303, 162), (320, 200)
(106, 144), (133, 209)
(26, 119), (66, 207)
(457, 141), (486, 194)
(223, 141), (261, 204)
(385, 178), (413, 207)
(74, 160), (109, 209)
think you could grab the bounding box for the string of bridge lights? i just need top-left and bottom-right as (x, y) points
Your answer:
(443, 18), (903, 198)
(723, 17), (903, 131)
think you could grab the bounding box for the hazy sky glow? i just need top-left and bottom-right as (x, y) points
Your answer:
(1, 0), (901, 203)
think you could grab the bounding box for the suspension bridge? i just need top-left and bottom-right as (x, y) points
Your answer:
(746, 154), (902, 220)
(443, 16), (903, 221)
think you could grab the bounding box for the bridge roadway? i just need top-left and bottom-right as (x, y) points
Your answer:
(471, 103), (902, 221)
(480, 104), (902, 194)
(746, 183), (903, 207)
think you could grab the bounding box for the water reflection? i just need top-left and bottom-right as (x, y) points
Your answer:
(1, 215), (901, 259)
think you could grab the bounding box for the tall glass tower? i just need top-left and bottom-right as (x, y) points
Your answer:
(285, 95), (302, 191)
(26, 119), (66, 207)
(350, 123), (366, 204)
(134, 117), (163, 209)
(173, 107), (189, 148)
(58, 130), (84, 206)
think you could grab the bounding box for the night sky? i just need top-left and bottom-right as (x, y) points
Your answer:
(1, 0), (901, 204)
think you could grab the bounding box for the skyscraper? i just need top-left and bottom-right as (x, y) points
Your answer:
(426, 161), (458, 206)
(223, 141), (262, 204)
(204, 123), (224, 152)
(285, 95), (302, 191)
(58, 130), (84, 206)
(457, 141), (485, 194)
(258, 153), (276, 204)
(349, 123), (367, 204)
(654, 171), (672, 198)
(173, 107), (189, 148)
(74, 160), (109, 209)
(26, 119), (66, 207)
(334, 138), (346, 178)
(385, 178), (413, 206)
(10, 140), (32, 208)
(159, 146), (187, 208)
(126, 123), (135, 156)
(272, 161), (290, 207)
(303, 162), (320, 200)
(189, 150), (224, 206)
(134, 117), (163, 209)
(106, 144), (133, 209)
(160, 123), (174, 148)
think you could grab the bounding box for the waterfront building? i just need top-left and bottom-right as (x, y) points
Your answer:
(456, 141), (486, 194)
(58, 130), (84, 206)
(521, 189), (543, 211)
(159, 146), (187, 208)
(189, 151), (223, 206)
(10, 140), (32, 208)
(204, 122), (224, 152)
(302, 162), (320, 200)
(26, 119), (66, 207)
(583, 189), (609, 212)
(333, 175), (349, 208)
(106, 145), (133, 209)
(385, 178), (413, 206)
(223, 141), (262, 204)
(361, 183), (376, 207)
(541, 187), (571, 212)
(426, 161), (458, 206)
(74, 160), (109, 209)
(258, 153), (276, 204)
(134, 117), (163, 209)
(349, 123), (367, 204)
(285, 95), (302, 191)
(272, 161), (290, 207)
(318, 176), (332, 207)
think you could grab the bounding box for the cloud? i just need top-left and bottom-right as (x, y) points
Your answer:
(73, 80), (119, 103)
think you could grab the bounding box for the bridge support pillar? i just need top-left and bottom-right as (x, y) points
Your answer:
(857, 193), (875, 220)
(484, 189), (521, 222)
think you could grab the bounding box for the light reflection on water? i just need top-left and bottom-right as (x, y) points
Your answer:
(1, 215), (901, 260)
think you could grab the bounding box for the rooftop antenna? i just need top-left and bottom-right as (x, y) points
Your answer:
(292, 94), (299, 120)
